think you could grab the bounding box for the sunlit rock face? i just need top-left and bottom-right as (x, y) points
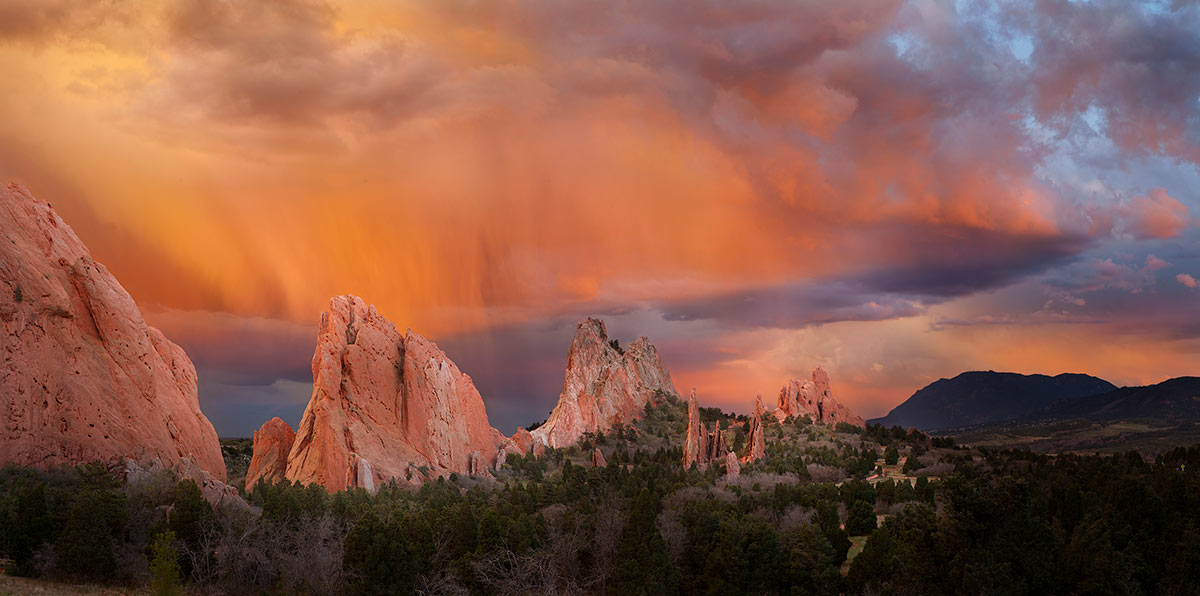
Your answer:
(683, 389), (705, 470)
(744, 395), (767, 462)
(774, 366), (864, 427)
(245, 417), (295, 491)
(284, 295), (504, 492)
(532, 318), (679, 449)
(0, 184), (226, 480)
(683, 389), (735, 472)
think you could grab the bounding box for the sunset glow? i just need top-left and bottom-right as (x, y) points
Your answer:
(2, 0), (1197, 435)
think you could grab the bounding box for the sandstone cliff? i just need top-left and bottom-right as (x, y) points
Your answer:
(531, 318), (678, 449)
(284, 295), (507, 491)
(774, 366), (864, 427)
(245, 417), (295, 491)
(0, 184), (225, 480)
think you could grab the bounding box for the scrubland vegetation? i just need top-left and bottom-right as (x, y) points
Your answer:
(3, 395), (1199, 595)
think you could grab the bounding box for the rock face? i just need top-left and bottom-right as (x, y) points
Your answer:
(285, 295), (504, 492)
(245, 417), (295, 491)
(682, 389), (735, 473)
(512, 427), (533, 454)
(468, 450), (486, 476)
(683, 389), (705, 469)
(703, 421), (728, 464)
(531, 318), (678, 449)
(591, 447), (607, 468)
(0, 184), (225, 480)
(774, 367), (864, 427)
(123, 457), (247, 512)
(725, 451), (740, 478)
(745, 395), (766, 462)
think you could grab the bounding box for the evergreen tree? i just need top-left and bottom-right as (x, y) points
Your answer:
(610, 489), (680, 595)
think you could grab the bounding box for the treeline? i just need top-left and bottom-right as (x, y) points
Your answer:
(3, 434), (1199, 595)
(848, 446), (1200, 596)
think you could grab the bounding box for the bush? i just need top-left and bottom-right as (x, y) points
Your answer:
(845, 500), (877, 536)
(149, 531), (181, 596)
(55, 483), (126, 580)
(884, 445), (900, 466)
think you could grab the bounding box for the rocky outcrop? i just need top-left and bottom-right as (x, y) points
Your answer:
(123, 457), (247, 512)
(704, 421), (728, 465)
(745, 395), (766, 462)
(682, 389), (736, 474)
(725, 451), (740, 478)
(512, 427), (533, 454)
(0, 184), (225, 480)
(285, 295), (504, 492)
(245, 417), (295, 491)
(531, 318), (678, 449)
(774, 366), (864, 427)
(468, 450), (486, 476)
(591, 447), (607, 468)
(683, 389), (705, 469)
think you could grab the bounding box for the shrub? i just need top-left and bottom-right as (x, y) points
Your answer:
(845, 500), (877, 536)
(884, 445), (900, 466)
(149, 531), (181, 596)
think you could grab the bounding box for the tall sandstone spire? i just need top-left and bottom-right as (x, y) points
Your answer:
(0, 184), (225, 480)
(745, 394), (767, 462)
(682, 389), (705, 469)
(531, 318), (678, 449)
(285, 295), (517, 492)
(774, 366), (864, 427)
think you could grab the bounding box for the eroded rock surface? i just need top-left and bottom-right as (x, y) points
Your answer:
(591, 447), (607, 468)
(0, 184), (225, 480)
(725, 451), (740, 478)
(284, 295), (504, 491)
(745, 395), (767, 462)
(683, 389), (705, 470)
(532, 318), (678, 449)
(774, 366), (864, 427)
(245, 417), (295, 491)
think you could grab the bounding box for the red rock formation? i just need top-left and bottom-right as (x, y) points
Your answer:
(0, 184), (225, 480)
(725, 452), (740, 478)
(703, 420), (728, 464)
(774, 366), (864, 427)
(123, 457), (247, 511)
(468, 450), (486, 476)
(285, 295), (504, 491)
(683, 389), (705, 470)
(531, 318), (678, 449)
(511, 427), (533, 454)
(245, 417), (295, 491)
(745, 395), (767, 462)
(591, 447), (607, 468)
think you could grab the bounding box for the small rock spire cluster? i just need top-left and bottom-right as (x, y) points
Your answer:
(682, 389), (739, 474)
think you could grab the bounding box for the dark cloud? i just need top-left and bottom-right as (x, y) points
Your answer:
(657, 224), (1089, 329)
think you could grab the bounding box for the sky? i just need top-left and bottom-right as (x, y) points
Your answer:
(1, 0), (1198, 437)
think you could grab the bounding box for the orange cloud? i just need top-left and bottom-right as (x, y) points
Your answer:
(1, 0), (1198, 431)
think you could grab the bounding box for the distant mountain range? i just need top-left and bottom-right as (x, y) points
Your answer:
(1019, 377), (1200, 424)
(869, 371), (1118, 430)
